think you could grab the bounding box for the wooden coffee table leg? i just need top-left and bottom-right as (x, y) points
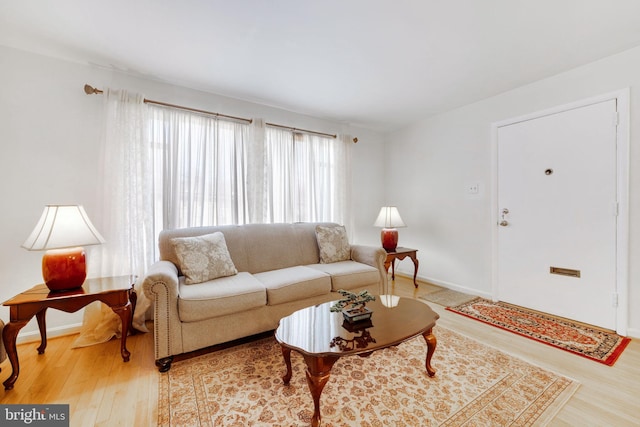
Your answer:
(281, 346), (292, 384)
(423, 328), (437, 377)
(302, 354), (339, 427)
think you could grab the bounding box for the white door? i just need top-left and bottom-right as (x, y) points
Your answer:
(497, 99), (618, 329)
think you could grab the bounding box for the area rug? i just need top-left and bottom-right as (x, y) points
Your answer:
(447, 298), (631, 366)
(420, 289), (477, 307)
(158, 327), (578, 426)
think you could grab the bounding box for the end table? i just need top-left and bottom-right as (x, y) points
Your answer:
(1, 275), (136, 390)
(384, 247), (419, 287)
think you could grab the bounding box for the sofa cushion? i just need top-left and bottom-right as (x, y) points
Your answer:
(253, 266), (331, 306)
(178, 272), (265, 322)
(171, 232), (238, 284)
(315, 224), (351, 263)
(308, 261), (380, 291)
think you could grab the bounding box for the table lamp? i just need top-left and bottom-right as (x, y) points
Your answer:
(22, 205), (105, 292)
(373, 206), (406, 252)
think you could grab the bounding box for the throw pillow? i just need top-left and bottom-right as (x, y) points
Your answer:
(171, 232), (238, 284)
(316, 225), (351, 264)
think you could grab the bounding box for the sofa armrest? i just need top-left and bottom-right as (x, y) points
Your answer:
(141, 261), (184, 360)
(350, 244), (388, 294)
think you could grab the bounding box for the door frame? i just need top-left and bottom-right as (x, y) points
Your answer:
(490, 89), (629, 335)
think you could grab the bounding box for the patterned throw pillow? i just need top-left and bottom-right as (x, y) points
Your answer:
(171, 232), (238, 284)
(316, 225), (351, 264)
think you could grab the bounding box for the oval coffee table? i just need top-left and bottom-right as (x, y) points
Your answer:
(274, 297), (439, 426)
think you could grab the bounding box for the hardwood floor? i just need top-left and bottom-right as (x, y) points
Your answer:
(0, 276), (638, 426)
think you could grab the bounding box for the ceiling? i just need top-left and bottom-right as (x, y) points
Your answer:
(2, 1), (640, 132)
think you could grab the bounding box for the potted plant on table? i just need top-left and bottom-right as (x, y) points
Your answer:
(330, 289), (376, 323)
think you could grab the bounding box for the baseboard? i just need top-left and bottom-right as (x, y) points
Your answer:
(16, 323), (82, 345)
(626, 327), (640, 339)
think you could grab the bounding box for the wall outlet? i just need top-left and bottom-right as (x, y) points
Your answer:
(466, 183), (480, 194)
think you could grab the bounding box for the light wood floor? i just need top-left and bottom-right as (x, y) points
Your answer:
(1, 276), (638, 426)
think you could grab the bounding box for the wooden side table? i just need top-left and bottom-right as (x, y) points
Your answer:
(1, 275), (136, 390)
(384, 247), (419, 287)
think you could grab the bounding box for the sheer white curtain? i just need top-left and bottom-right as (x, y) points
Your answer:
(74, 88), (155, 347)
(150, 106), (251, 228)
(335, 133), (353, 232)
(263, 127), (351, 224)
(246, 119), (266, 223)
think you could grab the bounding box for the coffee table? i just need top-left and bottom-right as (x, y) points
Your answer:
(274, 297), (439, 426)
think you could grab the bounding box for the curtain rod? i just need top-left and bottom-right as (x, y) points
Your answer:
(84, 84), (252, 123)
(84, 84), (356, 142)
(265, 122), (336, 139)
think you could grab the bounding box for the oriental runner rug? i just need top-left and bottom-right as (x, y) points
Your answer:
(158, 327), (578, 426)
(447, 298), (631, 366)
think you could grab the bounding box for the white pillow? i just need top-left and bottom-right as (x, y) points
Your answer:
(316, 225), (351, 264)
(171, 232), (238, 284)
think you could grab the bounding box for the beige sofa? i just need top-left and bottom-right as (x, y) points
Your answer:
(142, 222), (387, 371)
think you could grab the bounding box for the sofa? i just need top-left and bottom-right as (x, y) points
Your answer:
(141, 222), (387, 371)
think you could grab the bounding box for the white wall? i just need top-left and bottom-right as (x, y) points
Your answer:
(0, 45), (386, 339)
(387, 45), (640, 337)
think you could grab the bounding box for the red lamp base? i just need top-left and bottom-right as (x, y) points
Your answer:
(381, 228), (399, 252)
(42, 247), (87, 292)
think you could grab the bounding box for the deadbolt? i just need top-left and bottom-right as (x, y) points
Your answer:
(500, 208), (509, 226)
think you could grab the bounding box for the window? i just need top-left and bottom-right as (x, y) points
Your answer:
(264, 127), (347, 223)
(149, 106), (250, 230)
(148, 106), (349, 233)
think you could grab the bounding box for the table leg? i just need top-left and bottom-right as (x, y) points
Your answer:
(391, 259), (396, 280)
(281, 346), (293, 384)
(410, 255), (419, 287)
(129, 288), (141, 335)
(36, 308), (47, 354)
(422, 328), (437, 377)
(110, 302), (131, 362)
(302, 354), (339, 427)
(2, 319), (29, 390)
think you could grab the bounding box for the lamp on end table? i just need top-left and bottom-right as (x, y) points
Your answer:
(22, 205), (105, 292)
(374, 206), (406, 252)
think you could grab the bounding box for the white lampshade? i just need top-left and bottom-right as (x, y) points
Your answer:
(373, 206), (406, 228)
(22, 205), (105, 251)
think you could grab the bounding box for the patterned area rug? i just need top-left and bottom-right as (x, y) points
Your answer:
(158, 327), (578, 426)
(447, 298), (631, 366)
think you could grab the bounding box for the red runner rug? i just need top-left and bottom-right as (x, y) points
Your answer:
(447, 298), (631, 366)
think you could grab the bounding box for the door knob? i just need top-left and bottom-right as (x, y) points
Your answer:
(500, 220), (508, 226)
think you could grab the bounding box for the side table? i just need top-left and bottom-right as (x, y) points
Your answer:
(384, 247), (419, 287)
(1, 275), (136, 390)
